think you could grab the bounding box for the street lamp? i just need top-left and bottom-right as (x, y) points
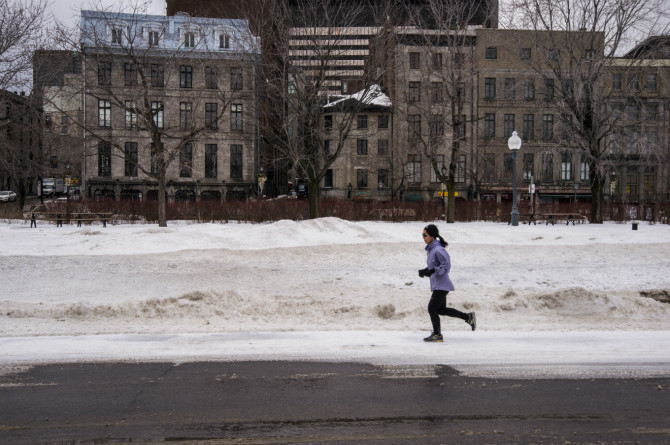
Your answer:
(378, 180), (383, 201)
(508, 130), (522, 226)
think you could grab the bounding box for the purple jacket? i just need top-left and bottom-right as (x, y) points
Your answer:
(425, 240), (455, 291)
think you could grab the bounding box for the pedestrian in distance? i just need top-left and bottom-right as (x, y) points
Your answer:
(419, 224), (476, 342)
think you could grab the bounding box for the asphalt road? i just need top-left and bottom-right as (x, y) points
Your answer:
(1, 361), (669, 445)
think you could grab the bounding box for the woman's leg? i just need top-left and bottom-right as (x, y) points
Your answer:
(427, 290), (447, 334)
(437, 291), (469, 321)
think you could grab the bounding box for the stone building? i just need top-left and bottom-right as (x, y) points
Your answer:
(79, 10), (260, 201)
(0, 90), (43, 198)
(32, 50), (85, 191)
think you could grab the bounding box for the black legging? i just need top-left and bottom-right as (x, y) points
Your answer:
(428, 290), (468, 335)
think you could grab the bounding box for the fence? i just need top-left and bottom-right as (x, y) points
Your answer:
(7, 197), (669, 224)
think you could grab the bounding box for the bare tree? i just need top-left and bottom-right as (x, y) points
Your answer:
(251, 0), (384, 218)
(377, 0), (496, 223)
(0, 0), (47, 205)
(46, 3), (259, 226)
(0, 0), (47, 90)
(505, 0), (669, 223)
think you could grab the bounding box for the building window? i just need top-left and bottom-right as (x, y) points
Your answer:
(324, 140), (333, 156)
(407, 154), (421, 183)
(504, 114), (515, 138)
(205, 103), (218, 129)
(378, 139), (389, 155)
(124, 63), (137, 86)
(524, 79), (535, 100)
(504, 78), (515, 100)
(230, 67), (243, 90)
(151, 64), (164, 87)
(179, 102), (192, 129)
(612, 73), (622, 91)
(324, 115), (333, 129)
(561, 152), (572, 181)
(230, 104), (243, 131)
(356, 139), (368, 155)
(98, 99), (111, 127)
(523, 153), (534, 181)
(626, 166), (638, 197)
(409, 52), (420, 69)
(647, 74), (657, 92)
(430, 155), (443, 183)
(180, 65), (192, 88)
(504, 153), (513, 180)
(643, 166), (655, 198)
(431, 82), (443, 102)
(408, 82), (421, 102)
(205, 144), (217, 178)
(628, 74), (639, 91)
(98, 141), (111, 176)
(357, 115), (368, 129)
(542, 114), (554, 140)
(219, 33), (230, 49)
(111, 27), (123, 45)
(541, 153), (553, 182)
(357, 169), (368, 188)
(98, 62), (111, 86)
(230, 144), (243, 179)
(520, 48), (531, 60)
(580, 158), (590, 181)
(484, 113), (495, 139)
(432, 52), (442, 70)
(124, 142), (138, 177)
(125, 100), (137, 128)
(548, 48), (560, 61)
(485, 47), (497, 59)
(408, 115), (421, 140)
(150, 144), (158, 175)
(429, 115), (443, 142)
(626, 104), (639, 121)
(184, 31), (195, 48)
(456, 155), (466, 183)
(378, 169), (388, 188)
(483, 153), (495, 181)
(645, 104), (658, 121)
(378, 115), (388, 129)
(585, 49), (596, 59)
(179, 143), (192, 177)
(325, 169), (333, 188)
(205, 66), (218, 89)
(456, 115), (466, 141)
(484, 77), (496, 100)
(151, 101), (163, 128)
(544, 78), (554, 101)
(148, 30), (160, 47)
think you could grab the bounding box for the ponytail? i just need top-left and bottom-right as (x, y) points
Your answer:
(424, 224), (448, 247)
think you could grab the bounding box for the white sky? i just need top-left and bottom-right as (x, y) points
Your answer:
(1, 218), (670, 378)
(47, 0), (166, 27)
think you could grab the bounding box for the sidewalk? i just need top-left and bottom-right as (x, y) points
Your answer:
(2, 331), (669, 379)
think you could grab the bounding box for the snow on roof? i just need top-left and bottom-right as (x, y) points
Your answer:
(323, 84), (392, 108)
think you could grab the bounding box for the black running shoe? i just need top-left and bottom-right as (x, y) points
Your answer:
(423, 333), (443, 342)
(467, 312), (476, 331)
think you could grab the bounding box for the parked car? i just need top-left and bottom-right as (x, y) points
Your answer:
(0, 191), (17, 202)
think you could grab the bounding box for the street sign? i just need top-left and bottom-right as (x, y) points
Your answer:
(438, 191), (459, 197)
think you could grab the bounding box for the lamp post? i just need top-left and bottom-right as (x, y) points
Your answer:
(508, 131), (522, 226)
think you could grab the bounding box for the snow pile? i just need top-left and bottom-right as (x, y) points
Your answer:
(1, 218), (670, 376)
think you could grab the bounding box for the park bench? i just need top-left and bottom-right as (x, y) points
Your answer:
(543, 213), (588, 225)
(26, 212), (113, 227)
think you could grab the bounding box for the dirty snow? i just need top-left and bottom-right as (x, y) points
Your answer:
(1, 218), (669, 378)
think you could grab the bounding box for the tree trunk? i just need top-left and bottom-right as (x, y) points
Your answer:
(446, 176), (456, 223)
(158, 170), (167, 227)
(307, 178), (319, 219)
(590, 169), (605, 224)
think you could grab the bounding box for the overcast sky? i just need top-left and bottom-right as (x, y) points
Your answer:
(47, 0), (166, 27)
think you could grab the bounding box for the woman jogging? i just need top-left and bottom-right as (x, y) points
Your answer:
(419, 224), (476, 342)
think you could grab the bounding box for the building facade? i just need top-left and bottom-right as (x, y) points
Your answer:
(80, 10), (260, 201)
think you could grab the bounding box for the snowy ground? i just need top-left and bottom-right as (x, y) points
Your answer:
(1, 218), (669, 378)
